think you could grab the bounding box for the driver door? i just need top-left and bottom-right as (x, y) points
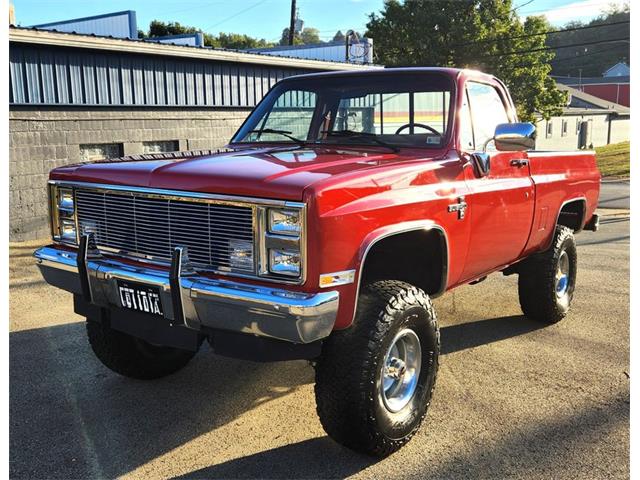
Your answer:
(460, 81), (535, 281)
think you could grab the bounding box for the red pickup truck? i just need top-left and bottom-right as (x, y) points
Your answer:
(35, 67), (600, 456)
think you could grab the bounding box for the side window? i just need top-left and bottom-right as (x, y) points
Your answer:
(467, 82), (509, 150)
(459, 89), (474, 150)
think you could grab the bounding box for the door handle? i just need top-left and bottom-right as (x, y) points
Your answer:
(510, 159), (529, 168)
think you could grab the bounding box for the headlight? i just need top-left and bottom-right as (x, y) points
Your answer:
(269, 209), (301, 236)
(59, 219), (77, 242)
(58, 188), (74, 211)
(260, 205), (305, 281)
(269, 249), (301, 277)
(50, 185), (77, 243)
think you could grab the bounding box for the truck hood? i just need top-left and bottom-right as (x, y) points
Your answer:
(50, 146), (444, 201)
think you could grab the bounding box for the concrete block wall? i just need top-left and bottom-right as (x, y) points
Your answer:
(535, 113), (629, 151)
(9, 107), (251, 241)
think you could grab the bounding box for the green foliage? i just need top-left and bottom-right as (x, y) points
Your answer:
(546, 5), (630, 77)
(365, 0), (567, 121)
(279, 27), (323, 46)
(333, 30), (346, 42)
(300, 28), (321, 44)
(143, 20), (273, 50)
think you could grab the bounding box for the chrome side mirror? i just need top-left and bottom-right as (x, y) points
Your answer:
(493, 122), (536, 151)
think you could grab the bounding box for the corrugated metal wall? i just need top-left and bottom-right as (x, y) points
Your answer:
(32, 11), (137, 39)
(9, 43), (314, 108)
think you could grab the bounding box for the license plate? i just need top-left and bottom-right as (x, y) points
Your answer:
(117, 280), (164, 316)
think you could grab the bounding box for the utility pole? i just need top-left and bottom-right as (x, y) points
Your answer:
(288, 0), (296, 45)
(578, 68), (582, 90)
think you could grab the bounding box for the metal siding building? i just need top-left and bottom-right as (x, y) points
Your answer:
(247, 39), (374, 65)
(9, 26), (372, 241)
(9, 42), (311, 108)
(31, 11), (138, 39)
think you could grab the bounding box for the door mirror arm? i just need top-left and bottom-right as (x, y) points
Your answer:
(470, 152), (491, 177)
(461, 151), (491, 178)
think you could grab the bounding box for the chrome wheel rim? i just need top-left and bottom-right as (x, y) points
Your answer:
(555, 250), (570, 298)
(381, 328), (422, 413)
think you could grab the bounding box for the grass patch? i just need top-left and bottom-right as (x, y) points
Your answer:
(596, 141), (630, 177)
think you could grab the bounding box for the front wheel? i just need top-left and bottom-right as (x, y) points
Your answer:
(86, 320), (198, 380)
(518, 226), (577, 323)
(314, 281), (440, 457)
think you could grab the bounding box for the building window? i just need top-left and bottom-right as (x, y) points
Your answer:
(546, 121), (553, 138)
(576, 118), (582, 134)
(80, 143), (123, 162)
(142, 140), (179, 154)
(561, 119), (568, 137)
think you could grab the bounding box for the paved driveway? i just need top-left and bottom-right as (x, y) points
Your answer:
(599, 179), (630, 209)
(10, 210), (629, 479)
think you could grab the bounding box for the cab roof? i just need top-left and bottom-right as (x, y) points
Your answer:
(280, 67), (498, 84)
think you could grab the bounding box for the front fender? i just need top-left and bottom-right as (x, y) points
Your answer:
(329, 220), (449, 330)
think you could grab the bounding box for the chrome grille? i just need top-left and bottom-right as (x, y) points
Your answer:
(75, 189), (255, 273)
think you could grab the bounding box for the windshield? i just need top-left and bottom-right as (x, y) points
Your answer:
(232, 73), (454, 149)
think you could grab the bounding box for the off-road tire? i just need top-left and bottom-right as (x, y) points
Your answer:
(86, 319), (198, 380)
(315, 280), (440, 457)
(518, 226), (577, 323)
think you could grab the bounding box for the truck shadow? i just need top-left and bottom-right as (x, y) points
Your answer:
(10, 321), (315, 479)
(173, 436), (375, 479)
(177, 390), (628, 480)
(10, 313), (544, 479)
(440, 314), (543, 354)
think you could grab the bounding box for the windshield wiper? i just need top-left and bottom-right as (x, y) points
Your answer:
(249, 128), (306, 146)
(322, 130), (399, 153)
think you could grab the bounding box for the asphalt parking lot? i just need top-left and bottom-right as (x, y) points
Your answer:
(10, 206), (629, 479)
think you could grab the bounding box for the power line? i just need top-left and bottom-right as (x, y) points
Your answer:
(483, 43), (626, 70)
(517, 0), (627, 16)
(201, 0), (268, 31)
(551, 45), (625, 64)
(451, 19), (629, 48)
(478, 36), (629, 58)
(512, 0), (536, 11)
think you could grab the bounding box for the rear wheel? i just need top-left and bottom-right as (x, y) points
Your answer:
(314, 280), (440, 457)
(518, 226), (577, 323)
(86, 319), (198, 380)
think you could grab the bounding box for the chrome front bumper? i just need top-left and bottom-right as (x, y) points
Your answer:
(34, 243), (339, 344)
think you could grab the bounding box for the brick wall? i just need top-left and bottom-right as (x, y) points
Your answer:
(9, 107), (252, 241)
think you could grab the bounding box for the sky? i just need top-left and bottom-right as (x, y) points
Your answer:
(11, 0), (629, 41)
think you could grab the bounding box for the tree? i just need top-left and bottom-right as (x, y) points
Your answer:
(300, 27), (321, 44)
(143, 20), (273, 50)
(279, 27), (322, 45)
(216, 32), (272, 49)
(365, 0), (567, 121)
(333, 30), (345, 42)
(546, 4), (630, 77)
(279, 27), (304, 45)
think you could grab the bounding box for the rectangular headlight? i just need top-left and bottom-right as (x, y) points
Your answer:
(51, 185), (77, 244)
(269, 249), (301, 277)
(58, 188), (74, 211)
(269, 209), (301, 236)
(59, 219), (77, 242)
